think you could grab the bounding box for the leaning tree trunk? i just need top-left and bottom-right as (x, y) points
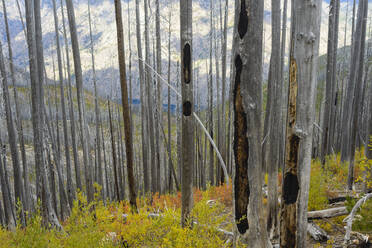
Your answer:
(180, 0), (194, 227)
(114, 0), (137, 210)
(233, 1), (269, 247)
(280, 0), (322, 247)
(65, 0), (94, 202)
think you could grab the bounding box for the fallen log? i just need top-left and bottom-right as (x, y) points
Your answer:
(343, 193), (372, 245)
(308, 207), (348, 220)
(307, 222), (329, 242)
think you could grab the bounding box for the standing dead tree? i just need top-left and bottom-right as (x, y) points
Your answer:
(180, 0), (194, 227)
(280, 0), (322, 247)
(233, 0), (269, 247)
(114, 0), (137, 210)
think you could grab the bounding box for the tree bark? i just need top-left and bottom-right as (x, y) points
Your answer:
(0, 139), (16, 230)
(135, 0), (150, 194)
(208, 0), (215, 186)
(65, 0), (94, 202)
(233, 1), (269, 247)
(27, 0), (61, 228)
(114, 0), (137, 210)
(87, 0), (104, 198)
(1, 0), (30, 215)
(0, 39), (24, 225)
(180, 0), (194, 227)
(280, 0), (322, 247)
(267, 0), (281, 239)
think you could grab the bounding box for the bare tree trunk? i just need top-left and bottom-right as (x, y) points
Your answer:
(267, 0), (281, 239)
(328, 0), (340, 154)
(51, 0), (74, 209)
(280, 0), (322, 247)
(176, 62), (182, 185)
(65, 0), (94, 202)
(0, 139), (16, 230)
(213, 4), (222, 185)
(101, 122), (110, 202)
(44, 102), (70, 220)
(233, 1), (269, 246)
(180, 0), (194, 227)
(1, 0), (30, 215)
(127, 0), (134, 198)
(135, 0), (150, 194)
(108, 101), (120, 202)
(166, 9), (174, 192)
(114, 0), (137, 209)
(60, 0), (81, 193)
(143, 0), (157, 194)
(321, 0), (340, 164)
(87, 0), (103, 198)
(26, 0), (61, 228)
(208, 0), (215, 186)
(155, 0), (163, 194)
(116, 105), (125, 200)
(347, 0), (368, 190)
(220, 0), (228, 184)
(0, 38), (25, 225)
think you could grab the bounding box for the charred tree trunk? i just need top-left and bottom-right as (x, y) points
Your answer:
(233, 1), (269, 247)
(65, 0), (94, 202)
(180, 0), (194, 227)
(135, 0), (150, 194)
(26, 0), (61, 228)
(266, 0), (281, 239)
(114, 0), (137, 209)
(280, 0), (322, 247)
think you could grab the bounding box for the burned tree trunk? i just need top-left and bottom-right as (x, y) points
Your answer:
(267, 0), (281, 239)
(65, 0), (94, 202)
(112, 0), (137, 208)
(233, 1), (269, 247)
(108, 101), (120, 202)
(60, 0), (82, 192)
(52, 0), (74, 209)
(26, 0), (61, 228)
(180, 0), (194, 227)
(0, 39), (24, 225)
(1, 0), (30, 215)
(135, 0), (150, 194)
(280, 0), (322, 247)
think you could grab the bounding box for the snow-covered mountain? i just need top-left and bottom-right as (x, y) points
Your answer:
(0, 0), (361, 105)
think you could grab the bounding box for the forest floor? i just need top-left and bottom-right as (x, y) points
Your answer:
(0, 149), (371, 247)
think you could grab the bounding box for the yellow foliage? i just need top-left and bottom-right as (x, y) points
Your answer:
(0, 186), (239, 248)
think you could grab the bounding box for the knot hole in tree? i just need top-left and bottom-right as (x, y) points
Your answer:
(183, 43), (191, 84)
(238, 1), (248, 39)
(183, 101), (192, 116)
